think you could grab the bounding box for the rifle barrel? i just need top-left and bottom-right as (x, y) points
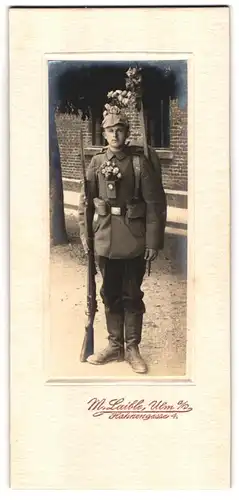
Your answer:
(139, 101), (149, 159)
(80, 128), (87, 187)
(79, 124), (96, 362)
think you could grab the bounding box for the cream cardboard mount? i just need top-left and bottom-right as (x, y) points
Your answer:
(10, 7), (230, 490)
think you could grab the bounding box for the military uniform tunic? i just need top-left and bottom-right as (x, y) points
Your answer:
(79, 144), (166, 314)
(86, 145), (162, 260)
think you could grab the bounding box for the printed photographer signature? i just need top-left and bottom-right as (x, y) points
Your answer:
(87, 398), (193, 420)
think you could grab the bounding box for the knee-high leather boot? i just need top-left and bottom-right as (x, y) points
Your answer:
(124, 311), (148, 374)
(87, 309), (124, 365)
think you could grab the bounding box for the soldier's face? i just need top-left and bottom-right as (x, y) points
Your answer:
(103, 125), (128, 150)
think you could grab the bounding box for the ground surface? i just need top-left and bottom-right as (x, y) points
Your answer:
(48, 211), (187, 380)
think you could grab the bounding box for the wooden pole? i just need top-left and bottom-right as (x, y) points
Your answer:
(138, 99), (152, 276)
(138, 102), (149, 159)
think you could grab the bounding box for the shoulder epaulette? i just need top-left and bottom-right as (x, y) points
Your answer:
(127, 144), (144, 156)
(95, 147), (107, 155)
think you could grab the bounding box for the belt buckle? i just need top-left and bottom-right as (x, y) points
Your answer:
(111, 206), (121, 216)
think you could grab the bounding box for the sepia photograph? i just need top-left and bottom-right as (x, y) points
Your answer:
(48, 58), (188, 379)
(10, 6), (230, 489)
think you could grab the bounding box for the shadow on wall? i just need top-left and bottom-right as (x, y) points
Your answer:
(164, 232), (187, 279)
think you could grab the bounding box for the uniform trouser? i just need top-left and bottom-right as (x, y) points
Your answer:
(98, 255), (146, 347)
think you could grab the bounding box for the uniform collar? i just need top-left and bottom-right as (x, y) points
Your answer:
(106, 146), (128, 161)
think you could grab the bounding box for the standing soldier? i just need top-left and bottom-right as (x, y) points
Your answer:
(79, 107), (166, 374)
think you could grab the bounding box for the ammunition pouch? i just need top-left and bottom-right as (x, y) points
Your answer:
(125, 201), (146, 238)
(93, 197), (108, 216)
(126, 201), (146, 219)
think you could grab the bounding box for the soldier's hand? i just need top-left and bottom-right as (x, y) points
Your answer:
(144, 248), (158, 261)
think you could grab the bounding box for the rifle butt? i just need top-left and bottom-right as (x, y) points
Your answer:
(79, 324), (94, 362)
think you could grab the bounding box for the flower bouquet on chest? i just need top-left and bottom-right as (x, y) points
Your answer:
(100, 160), (122, 199)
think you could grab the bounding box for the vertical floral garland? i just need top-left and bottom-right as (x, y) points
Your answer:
(125, 66), (143, 112)
(102, 65), (149, 160)
(103, 66), (143, 118)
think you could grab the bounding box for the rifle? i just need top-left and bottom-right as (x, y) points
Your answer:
(79, 127), (98, 362)
(138, 98), (151, 277)
(138, 101), (149, 161)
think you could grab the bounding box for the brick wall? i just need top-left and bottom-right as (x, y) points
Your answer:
(55, 98), (187, 191)
(55, 113), (92, 179)
(165, 100), (188, 190)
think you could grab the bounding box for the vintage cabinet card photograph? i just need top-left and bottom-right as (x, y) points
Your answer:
(10, 6), (230, 489)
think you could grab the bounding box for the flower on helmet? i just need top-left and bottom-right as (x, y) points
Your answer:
(126, 68), (133, 77)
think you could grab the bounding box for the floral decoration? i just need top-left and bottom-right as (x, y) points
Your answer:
(102, 66), (143, 119)
(100, 160), (122, 181)
(125, 66), (143, 111)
